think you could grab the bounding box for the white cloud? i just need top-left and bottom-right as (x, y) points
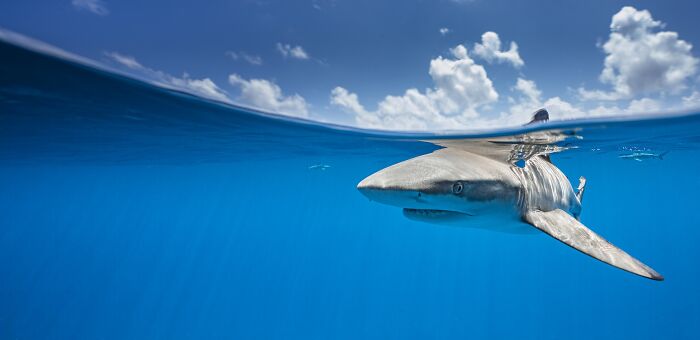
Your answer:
(542, 97), (586, 119)
(276, 43), (310, 60)
(588, 105), (622, 117)
(439, 27), (451, 36)
(505, 77), (661, 122)
(171, 76), (228, 102)
(626, 97), (660, 113)
(432, 45), (499, 109)
(104, 52), (142, 70)
(105, 52), (228, 102)
(225, 51), (263, 65)
(472, 31), (524, 68)
(589, 98), (661, 116)
(579, 6), (699, 100)
(331, 44), (498, 130)
(514, 78), (541, 103)
(495, 78), (584, 125)
(72, 0), (109, 16)
(229, 74), (309, 118)
(106, 52), (308, 115)
(330, 87), (368, 116)
(577, 88), (624, 101)
(683, 91), (700, 108)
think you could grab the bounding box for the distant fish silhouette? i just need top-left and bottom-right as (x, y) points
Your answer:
(308, 164), (331, 170)
(619, 151), (668, 162)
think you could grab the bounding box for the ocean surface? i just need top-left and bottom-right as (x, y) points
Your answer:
(2, 39), (700, 339)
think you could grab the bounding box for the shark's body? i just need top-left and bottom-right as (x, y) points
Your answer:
(357, 110), (663, 280)
(360, 148), (574, 233)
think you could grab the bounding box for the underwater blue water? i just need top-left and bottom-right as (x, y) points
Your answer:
(2, 40), (700, 339)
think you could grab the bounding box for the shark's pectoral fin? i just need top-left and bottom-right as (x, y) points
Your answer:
(576, 176), (586, 204)
(524, 209), (663, 281)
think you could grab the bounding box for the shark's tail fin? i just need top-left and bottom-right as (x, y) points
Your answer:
(576, 176), (586, 204)
(659, 151), (669, 160)
(525, 108), (549, 125)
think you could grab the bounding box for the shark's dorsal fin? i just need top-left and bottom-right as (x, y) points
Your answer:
(526, 108), (549, 125)
(523, 209), (663, 281)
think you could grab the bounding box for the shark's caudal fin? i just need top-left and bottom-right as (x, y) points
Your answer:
(524, 209), (663, 281)
(525, 108), (549, 125)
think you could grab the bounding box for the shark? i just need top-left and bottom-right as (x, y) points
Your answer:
(619, 151), (669, 162)
(357, 109), (663, 281)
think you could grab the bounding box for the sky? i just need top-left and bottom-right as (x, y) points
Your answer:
(1, 0), (699, 131)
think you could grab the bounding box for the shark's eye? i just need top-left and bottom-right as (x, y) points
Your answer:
(452, 182), (463, 194)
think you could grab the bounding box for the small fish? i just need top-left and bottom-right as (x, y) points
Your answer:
(619, 151), (668, 162)
(308, 164), (331, 170)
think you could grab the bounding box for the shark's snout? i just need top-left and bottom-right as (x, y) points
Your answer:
(357, 171), (430, 207)
(356, 175), (380, 191)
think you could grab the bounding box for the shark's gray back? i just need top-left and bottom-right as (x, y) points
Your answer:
(421, 148), (521, 185)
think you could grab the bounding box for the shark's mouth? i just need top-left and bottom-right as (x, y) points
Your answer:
(403, 208), (474, 222)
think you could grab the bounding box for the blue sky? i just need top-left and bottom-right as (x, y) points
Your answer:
(1, 0), (699, 130)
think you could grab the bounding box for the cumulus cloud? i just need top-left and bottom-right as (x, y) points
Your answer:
(439, 27), (451, 36)
(331, 44), (498, 130)
(683, 91), (700, 108)
(105, 52), (228, 102)
(514, 78), (541, 103)
(72, 0), (109, 16)
(500, 77), (668, 126)
(579, 6), (699, 100)
(472, 32), (524, 68)
(330, 87), (368, 116)
(507, 79), (608, 122)
(542, 97), (587, 119)
(496, 78), (584, 124)
(588, 98), (663, 116)
(329, 21), (692, 131)
(276, 43), (310, 60)
(171, 76), (228, 102)
(225, 51), (263, 65)
(106, 52), (308, 116)
(626, 97), (661, 113)
(229, 74), (309, 118)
